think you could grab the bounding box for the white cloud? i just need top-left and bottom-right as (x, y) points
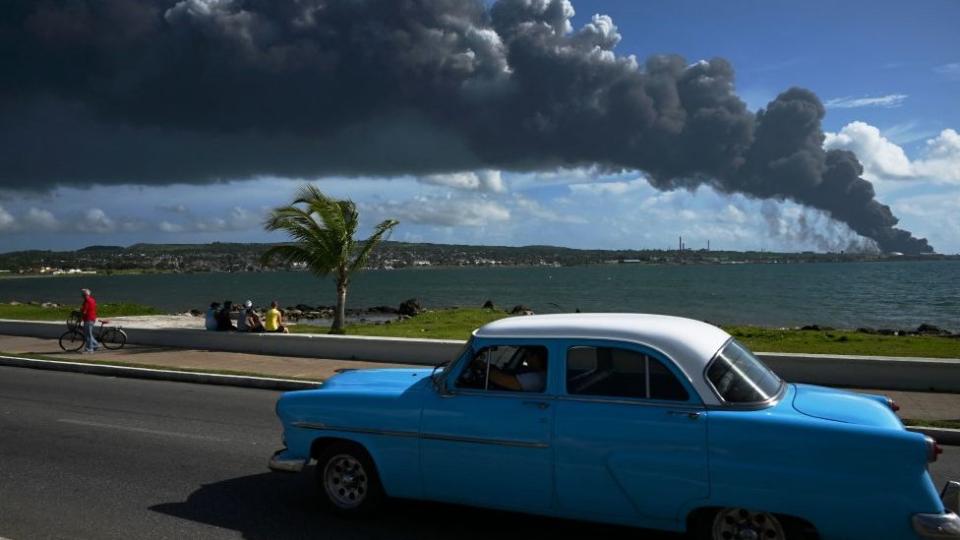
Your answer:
(0, 205), (16, 232)
(881, 121), (940, 146)
(568, 177), (650, 195)
(722, 204), (747, 224)
(77, 208), (116, 233)
(418, 169), (506, 193)
(157, 205), (263, 234)
(913, 129), (960, 182)
(890, 190), (960, 253)
(159, 221), (185, 233)
(824, 121), (913, 178)
(24, 208), (61, 231)
(157, 204), (189, 214)
(825, 123), (960, 185)
(934, 62), (960, 80)
(365, 196), (510, 227)
(824, 94), (908, 109)
(512, 195), (587, 224)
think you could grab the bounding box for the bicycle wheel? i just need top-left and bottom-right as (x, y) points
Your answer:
(59, 330), (85, 352)
(100, 328), (127, 350)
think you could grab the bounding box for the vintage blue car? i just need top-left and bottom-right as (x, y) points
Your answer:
(269, 313), (959, 540)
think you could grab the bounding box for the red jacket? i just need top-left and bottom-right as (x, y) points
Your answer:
(81, 296), (97, 322)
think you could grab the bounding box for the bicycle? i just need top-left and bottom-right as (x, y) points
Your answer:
(59, 311), (127, 352)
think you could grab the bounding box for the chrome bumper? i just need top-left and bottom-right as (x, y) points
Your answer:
(913, 482), (960, 539)
(268, 448), (307, 473)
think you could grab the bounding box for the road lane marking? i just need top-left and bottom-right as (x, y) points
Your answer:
(57, 418), (230, 442)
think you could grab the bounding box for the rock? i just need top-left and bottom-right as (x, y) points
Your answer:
(856, 327), (877, 334)
(916, 323), (948, 335)
(482, 299), (495, 309)
(41, 302), (59, 308)
(510, 305), (535, 315)
(398, 298), (423, 317)
(799, 324), (833, 331)
(877, 328), (897, 335)
(368, 305), (399, 314)
(288, 309), (303, 318)
(189, 309), (203, 317)
(9, 301), (21, 306)
(295, 304), (314, 312)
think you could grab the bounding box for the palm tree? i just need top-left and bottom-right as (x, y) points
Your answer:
(261, 184), (398, 334)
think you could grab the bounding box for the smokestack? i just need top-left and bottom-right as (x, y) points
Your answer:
(0, 0), (935, 254)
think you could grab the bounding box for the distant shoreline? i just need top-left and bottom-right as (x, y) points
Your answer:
(2, 255), (958, 280)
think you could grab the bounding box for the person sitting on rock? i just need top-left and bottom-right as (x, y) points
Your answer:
(264, 300), (289, 334)
(205, 302), (220, 331)
(216, 301), (236, 331)
(240, 300), (265, 332)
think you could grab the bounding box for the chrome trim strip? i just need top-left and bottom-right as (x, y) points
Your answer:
(943, 481), (960, 514)
(269, 448), (306, 473)
(293, 421), (418, 439)
(911, 511), (960, 539)
(421, 432), (549, 449)
(555, 394), (705, 409)
(293, 421), (549, 449)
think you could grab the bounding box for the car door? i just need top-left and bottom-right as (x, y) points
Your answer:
(554, 340), (709, 525)
(419, 340), (555, 512)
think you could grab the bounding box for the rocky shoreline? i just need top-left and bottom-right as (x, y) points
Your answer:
(4, 300), (958, 336)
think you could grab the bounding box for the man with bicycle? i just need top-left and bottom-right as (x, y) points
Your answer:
(80, 288), (99, 353)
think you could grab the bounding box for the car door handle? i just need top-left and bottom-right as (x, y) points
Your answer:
(522, 401), (550, 410)
(667, 410), (702, 420)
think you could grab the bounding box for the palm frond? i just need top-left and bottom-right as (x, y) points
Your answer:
(264, 183), (396, 281)
(349, 219), (399, 275)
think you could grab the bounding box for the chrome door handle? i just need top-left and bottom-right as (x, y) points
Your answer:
(667, 410), (702, 420)
(522, 401), (550, 410)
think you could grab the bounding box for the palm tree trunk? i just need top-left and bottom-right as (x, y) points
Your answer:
(331, 280), (348, 334)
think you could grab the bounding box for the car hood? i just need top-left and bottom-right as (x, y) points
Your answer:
(791, 384), (902, 429)
(321, 368), (434, 394)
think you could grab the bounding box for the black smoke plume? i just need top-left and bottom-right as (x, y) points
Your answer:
(0, 0), (932, 253)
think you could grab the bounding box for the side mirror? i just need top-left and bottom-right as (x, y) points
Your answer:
(431, 364), (453, 396)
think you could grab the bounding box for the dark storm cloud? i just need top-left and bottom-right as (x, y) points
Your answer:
(0, 0), (932, 253)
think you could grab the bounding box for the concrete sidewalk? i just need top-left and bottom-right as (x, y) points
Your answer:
(0, 335), (414, 382)
(1, 334), (957, 423)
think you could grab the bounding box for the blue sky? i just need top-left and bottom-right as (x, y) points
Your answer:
(1, 0), (958, 254)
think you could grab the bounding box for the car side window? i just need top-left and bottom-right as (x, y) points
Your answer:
(566, 345), (689, 401)
(456, 345), (548, 393)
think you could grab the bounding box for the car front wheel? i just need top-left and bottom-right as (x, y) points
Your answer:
(314, 441), (383, 516)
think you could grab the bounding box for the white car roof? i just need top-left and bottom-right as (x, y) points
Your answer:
(474, 313), (733, 405)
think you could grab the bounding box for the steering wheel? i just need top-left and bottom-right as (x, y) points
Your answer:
(459, 360), (487, 387)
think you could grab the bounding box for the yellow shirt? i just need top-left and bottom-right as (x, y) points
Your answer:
(264, 308), (281, 331)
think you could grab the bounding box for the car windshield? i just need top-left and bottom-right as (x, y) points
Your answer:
(706, 339), (783, 403)
(433, 338), (473, 388)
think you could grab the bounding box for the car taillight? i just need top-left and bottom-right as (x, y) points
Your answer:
(886, 397), (900, 412)
(925, 435), (942, 463)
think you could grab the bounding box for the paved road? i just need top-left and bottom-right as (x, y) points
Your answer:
(0, 367), (957, 540)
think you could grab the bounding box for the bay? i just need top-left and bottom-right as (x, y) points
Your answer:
(1, 260), (957, 330)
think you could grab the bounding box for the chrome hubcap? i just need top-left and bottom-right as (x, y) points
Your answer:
(323, 454), (368, 509)
(712, 508), (786, 540)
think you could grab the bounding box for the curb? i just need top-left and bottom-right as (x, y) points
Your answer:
(907, 426), (960, 447)
(2, 354), (958, 446)
(0, 355), (321, 391)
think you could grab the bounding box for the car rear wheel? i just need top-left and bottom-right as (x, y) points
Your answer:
(691, 507), (817, 540)
(314, 441), (383, 516)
